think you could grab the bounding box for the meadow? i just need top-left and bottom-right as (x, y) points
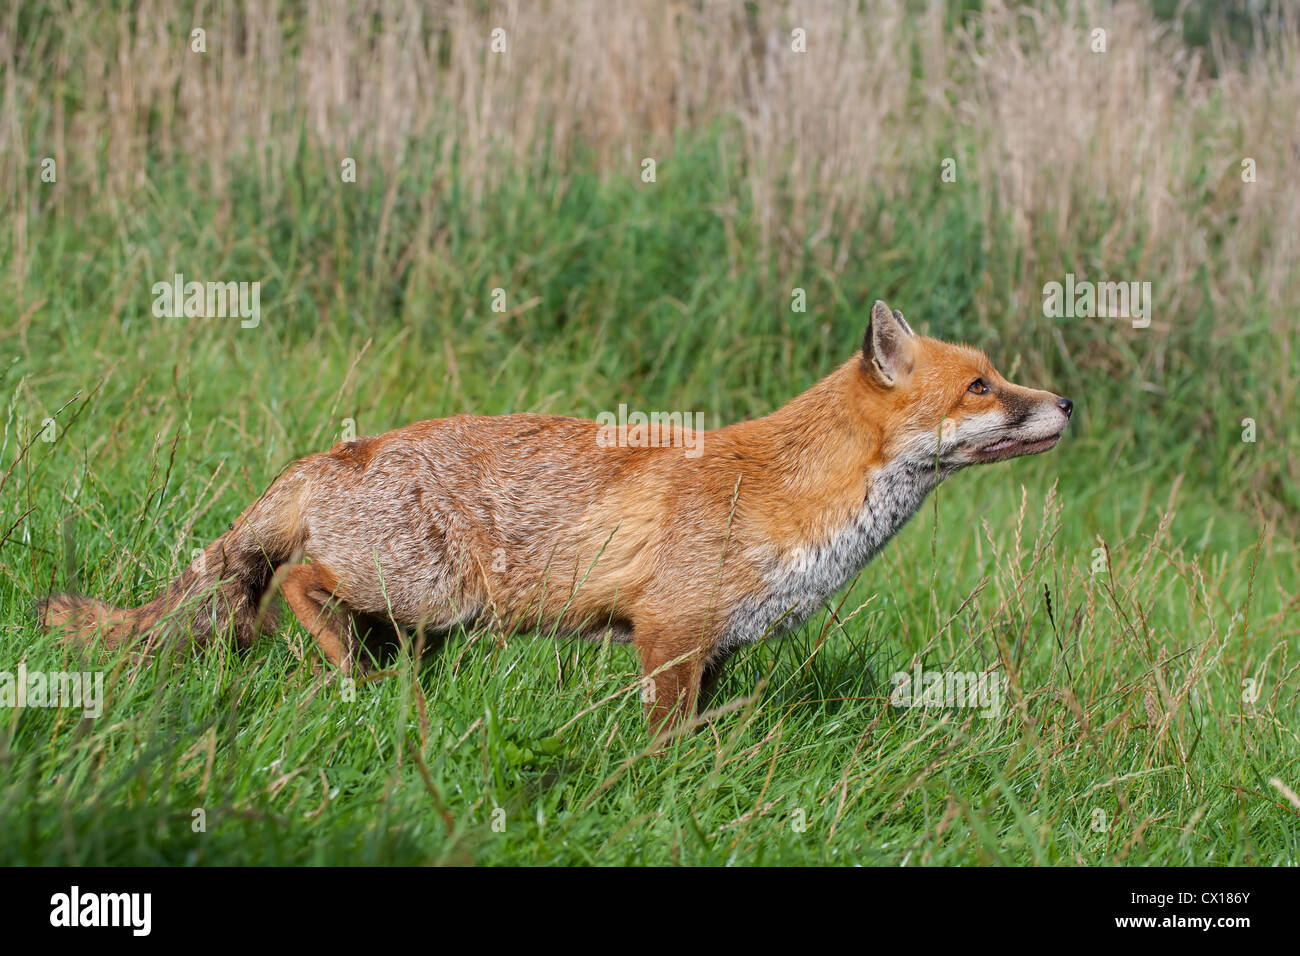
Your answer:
(0, 0), (1297, 865)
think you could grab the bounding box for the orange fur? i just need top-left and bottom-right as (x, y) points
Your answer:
(40, 301), (1072, 740)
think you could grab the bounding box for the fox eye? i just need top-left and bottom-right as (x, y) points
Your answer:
(968, 378), (991, 395)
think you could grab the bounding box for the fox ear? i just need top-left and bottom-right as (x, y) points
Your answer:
(891, 308), (915, 336)
(863, 300), (916, 387)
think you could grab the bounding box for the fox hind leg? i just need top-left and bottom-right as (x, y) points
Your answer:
(280, 563), (369, 674)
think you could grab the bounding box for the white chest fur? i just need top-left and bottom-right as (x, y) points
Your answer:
(719, 456), (943, 654)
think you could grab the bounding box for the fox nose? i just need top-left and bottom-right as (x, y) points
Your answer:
(1056, 397), (1073, 419)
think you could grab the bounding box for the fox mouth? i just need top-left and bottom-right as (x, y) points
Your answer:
(971, 432), (1063, 463)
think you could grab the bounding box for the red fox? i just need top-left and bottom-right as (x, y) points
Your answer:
(41, 301), (1072, 738)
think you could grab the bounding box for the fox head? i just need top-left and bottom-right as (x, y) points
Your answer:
(859, 300), (1072, 469)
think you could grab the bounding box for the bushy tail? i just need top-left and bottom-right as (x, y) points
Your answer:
(40, 471), (309, 652)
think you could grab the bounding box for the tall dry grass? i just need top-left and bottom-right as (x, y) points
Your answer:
(2, 0), (1296, 403)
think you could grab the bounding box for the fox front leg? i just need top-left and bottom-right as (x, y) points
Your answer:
(635, 631), (719, 742)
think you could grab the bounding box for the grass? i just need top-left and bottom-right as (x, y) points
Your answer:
(1, 0), (1298, 865)
(2, 426), (1296, 865)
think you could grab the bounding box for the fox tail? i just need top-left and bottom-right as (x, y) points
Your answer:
(39, 471), (309, 652)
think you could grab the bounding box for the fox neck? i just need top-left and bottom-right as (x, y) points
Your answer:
(717, 360), (949, 650)
(741, 357), (950, 517)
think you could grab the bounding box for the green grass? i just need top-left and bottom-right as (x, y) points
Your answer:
(2, 434), (1296, 864)
(3, 110), (1298, 863)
